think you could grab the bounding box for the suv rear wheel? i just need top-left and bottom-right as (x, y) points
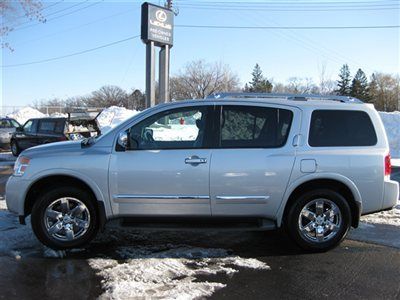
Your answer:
(31, 186), (98, 250)
(285, 189), (351, 252)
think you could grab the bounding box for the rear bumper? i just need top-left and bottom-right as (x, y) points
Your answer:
(382, 180), (399, 210)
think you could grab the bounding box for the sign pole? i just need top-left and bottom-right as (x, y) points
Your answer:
(141, 2), (174, 108)
(145, 41), (156, 108)
(159, 44), (170, 103)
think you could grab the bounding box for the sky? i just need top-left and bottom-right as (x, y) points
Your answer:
(1, 0), (399, 106)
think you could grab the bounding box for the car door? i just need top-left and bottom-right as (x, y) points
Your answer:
(37, 119), (66, 145)
(16, 119), (38, 150)
(109, 105), (214, 216)
(210, 104), (300, 219)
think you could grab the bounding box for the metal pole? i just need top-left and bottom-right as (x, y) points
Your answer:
(159, 45), (170, 103)
(145, 41), (156, 108)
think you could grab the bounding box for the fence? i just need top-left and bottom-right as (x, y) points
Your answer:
(0, 106), (105, 117)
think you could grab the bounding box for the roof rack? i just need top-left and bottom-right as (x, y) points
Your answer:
(206, 92), (363, 104)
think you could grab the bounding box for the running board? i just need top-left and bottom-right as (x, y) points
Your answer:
(118, 217), (276, 231)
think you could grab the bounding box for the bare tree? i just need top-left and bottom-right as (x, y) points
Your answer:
(318, 63), (336, 95)
(1, 0), (45, 51)
(369, 73), (400, 112)
(273, 77), (318, 94)
(170, 60), (240, 100)
(86, 85), (129, 107)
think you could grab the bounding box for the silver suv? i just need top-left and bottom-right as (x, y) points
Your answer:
(6, 93), (399, 251)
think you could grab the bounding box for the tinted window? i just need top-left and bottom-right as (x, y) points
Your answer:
(128, 106), (210, 150)
(23, 120), (35, 133)
(309, 110), (377, 147)
(38, 120), (56, 133)
(219, 106), (293, 148)
(0, 120), (11, 128)
(10, 120), (20, 128)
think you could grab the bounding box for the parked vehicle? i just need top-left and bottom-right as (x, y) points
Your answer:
(10, 111), (101, 156)
(0, 118), (21, 150)
(6, 93), (399, 251)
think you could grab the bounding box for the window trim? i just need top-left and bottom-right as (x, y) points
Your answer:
(122, 105), (215, 151)
(215, 105), (294, 149)
(308, 109), (378, 148)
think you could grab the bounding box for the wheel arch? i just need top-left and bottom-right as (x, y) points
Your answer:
(24, 174), (108, 229)
(276, 174), (362, 228)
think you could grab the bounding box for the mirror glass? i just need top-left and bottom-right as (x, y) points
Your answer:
(117, 131), (128, 149)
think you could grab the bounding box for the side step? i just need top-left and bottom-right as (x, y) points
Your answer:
(118, 217), (276, 231)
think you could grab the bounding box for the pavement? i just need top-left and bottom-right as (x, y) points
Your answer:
(0, 154), (399, 299)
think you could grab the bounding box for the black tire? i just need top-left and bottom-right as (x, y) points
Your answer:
(10, 140), (20, 156)
(31, 186), (99, 250)
(285, 189), (351, 252)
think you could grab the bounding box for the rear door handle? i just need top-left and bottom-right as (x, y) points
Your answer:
(185, 156), (207, 165)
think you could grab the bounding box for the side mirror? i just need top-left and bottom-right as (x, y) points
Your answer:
(16, 126), (23, 132)
(117, 131), (128, 149)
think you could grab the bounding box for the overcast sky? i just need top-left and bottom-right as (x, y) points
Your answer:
(1, 0), (399, 106)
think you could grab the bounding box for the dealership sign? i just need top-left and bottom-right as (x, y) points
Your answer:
(141, 2), (174, 46)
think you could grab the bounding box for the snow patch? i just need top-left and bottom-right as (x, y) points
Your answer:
(6, 107), (46, 124)
(360, 201), (400, 226)
(97, 106), (138, 133)
(0, 201), (39, 256)
(89, 245), (270, 299)
(379, 111), (400, 158)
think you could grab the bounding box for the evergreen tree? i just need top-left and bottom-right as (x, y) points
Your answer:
(336, 64), (351, 96)
(350, 68), (369, 101)
(244, 63), (273, 93)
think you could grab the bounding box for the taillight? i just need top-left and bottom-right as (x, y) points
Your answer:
(58, 136), (67, 141)
(385, 154), (391, 176)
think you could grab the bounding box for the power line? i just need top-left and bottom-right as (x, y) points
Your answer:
(8, 0), (65, 21)
(175, 24), (400, 29)
(1, 35), (140, 68)
(13, 1), (104, 32)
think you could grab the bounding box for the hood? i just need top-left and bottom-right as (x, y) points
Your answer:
(21, 140), (82, 157)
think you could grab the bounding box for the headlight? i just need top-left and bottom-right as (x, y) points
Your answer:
(14, 156), (30, 176)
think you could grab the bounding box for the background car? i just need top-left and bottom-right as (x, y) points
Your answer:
(0, 118), (21, 150)
(10, 112), (101, 156)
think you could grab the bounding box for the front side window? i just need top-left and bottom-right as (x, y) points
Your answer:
(128, 106), (210, 150)
(309, 110), (377, 147)
(219, 105), (293, 148)
(10, 120), (20, 128)
(23, 120), (35, 133)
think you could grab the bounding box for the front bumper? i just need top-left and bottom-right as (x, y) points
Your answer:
(382, 180), (399, 210)
(5, 175), (30, 217)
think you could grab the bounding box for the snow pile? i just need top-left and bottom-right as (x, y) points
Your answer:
(379, 111), (400, 158)
(50, 112), (67, 118)
(360, 201), (400, 226)
(6, 107), (46, 124)
(89, 245), (270, 299)
(97, 106), (138, 133)
(152, 125), (199, 141)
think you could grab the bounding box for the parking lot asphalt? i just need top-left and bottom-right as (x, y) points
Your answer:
(0, 160), (399, 299)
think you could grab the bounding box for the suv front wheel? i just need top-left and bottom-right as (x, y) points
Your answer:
(10, 140), (20, 156)
(31, 186), (99, 250)
(285, 189), (351, 252)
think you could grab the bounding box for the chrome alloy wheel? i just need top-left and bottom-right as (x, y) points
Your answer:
(44, 197), (90, 241)
(298, 199), (342, 243)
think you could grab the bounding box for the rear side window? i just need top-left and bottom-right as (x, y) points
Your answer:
(309, 110), (377, 147)
(38, 120), (56, 133)
(220, 106), (293, 148)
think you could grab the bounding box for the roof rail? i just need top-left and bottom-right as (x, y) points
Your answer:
(206, 92), (363, 103)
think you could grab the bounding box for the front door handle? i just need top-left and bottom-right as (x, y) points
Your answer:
(185, 156), (207, 165)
